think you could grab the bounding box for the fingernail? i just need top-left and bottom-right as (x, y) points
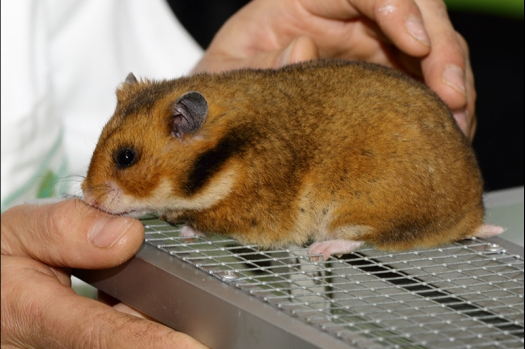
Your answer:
(405, 15), (430, 46)
(452, 108), (469, 134)
(89, 217), (134, 248)
(278, 40), (296, 67)
(442, 64), (466, 95)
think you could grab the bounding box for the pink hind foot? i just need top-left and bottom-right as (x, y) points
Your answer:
(179, 225), (205, 239)
(308, 239), (365, 261)
(473, 224), (506, 238)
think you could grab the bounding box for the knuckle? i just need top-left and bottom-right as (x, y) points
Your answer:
(415, 0), (448, 21)
(435, 34), (464, 61)
(76, 312), (114, 349)
(1, 277), (45, 347)
(455, 32), (470, 55)
(374, 0), (404, 19)
(44, 199), (89, 240)
(45, 204), (69, 239)
(429, 0), (447, 12)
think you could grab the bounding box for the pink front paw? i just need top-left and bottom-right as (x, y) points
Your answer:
(180, 225), (205, 239)
(308, 239), (365, 261)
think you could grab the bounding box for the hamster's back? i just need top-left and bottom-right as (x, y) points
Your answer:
(83, 59), (486, 251)
(188, 60), (485, 249)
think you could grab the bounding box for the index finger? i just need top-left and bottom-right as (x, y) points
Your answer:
(47, 292), (207, 349)
(1, 256), (207, 349)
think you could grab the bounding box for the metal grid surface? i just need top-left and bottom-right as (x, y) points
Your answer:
(142, 218), (524, 349)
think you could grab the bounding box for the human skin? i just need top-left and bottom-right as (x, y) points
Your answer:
(1, 200), (209, 349)
(193, 0), (476, 139)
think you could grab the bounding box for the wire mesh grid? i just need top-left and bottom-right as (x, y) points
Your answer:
(142, 218), (524, 349)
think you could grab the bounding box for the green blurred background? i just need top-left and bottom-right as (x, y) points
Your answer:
(444, 0), (523, 18)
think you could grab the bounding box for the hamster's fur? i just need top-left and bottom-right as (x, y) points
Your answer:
(82, 60), (503, 259)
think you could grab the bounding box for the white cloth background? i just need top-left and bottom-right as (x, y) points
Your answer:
(1, 0), (202, 210)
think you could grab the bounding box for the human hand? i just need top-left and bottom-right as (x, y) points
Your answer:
(193, 0), (476, 139)
(1, 200), (208, 349)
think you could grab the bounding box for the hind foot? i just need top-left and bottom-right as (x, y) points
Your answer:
(473, 224), (506, 238)
(308, 239), (365, 261)
(179, 225), (205, 239)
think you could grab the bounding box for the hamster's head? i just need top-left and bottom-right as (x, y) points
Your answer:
(82, 73), (221, 217)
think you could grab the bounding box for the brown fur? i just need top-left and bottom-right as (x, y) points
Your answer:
(82, 60), (486, 251)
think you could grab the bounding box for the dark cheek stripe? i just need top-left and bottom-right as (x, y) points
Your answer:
(184, 131), (247, 196)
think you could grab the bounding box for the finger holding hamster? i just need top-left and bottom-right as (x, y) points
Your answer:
(1, 199), (144, 269)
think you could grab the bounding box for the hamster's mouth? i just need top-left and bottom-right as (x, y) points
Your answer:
(93, 206), (150, 219)
(116, 209), (151, 218)
(82, 196), (151, 218)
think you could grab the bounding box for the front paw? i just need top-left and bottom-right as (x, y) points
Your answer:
(159, 212), (182, 226)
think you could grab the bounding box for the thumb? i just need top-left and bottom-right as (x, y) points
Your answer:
(192, 36), (319, 74)
(1, 199), (144, 268)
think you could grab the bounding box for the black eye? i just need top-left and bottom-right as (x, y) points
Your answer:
(115, 148), (137, 169)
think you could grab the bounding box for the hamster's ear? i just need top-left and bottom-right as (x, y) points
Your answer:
(117, 73), (139, 102)
(172, 91), (208, 138)
(125, 73), (138, 85)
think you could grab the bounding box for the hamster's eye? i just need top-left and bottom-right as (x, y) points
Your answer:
(114, 148), (137, 169)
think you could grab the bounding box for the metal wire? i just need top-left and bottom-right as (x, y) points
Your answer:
(142, 218), (524, 349)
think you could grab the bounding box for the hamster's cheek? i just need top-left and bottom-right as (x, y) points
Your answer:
(82, 180), (141, 215)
